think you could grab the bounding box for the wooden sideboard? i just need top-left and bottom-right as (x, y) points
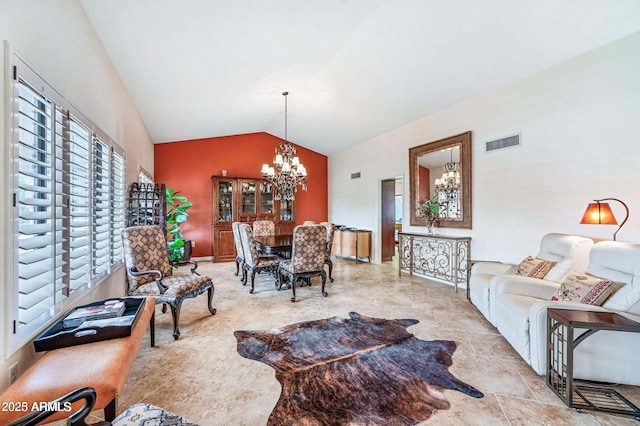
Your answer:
(333, 228), (371, 264)
(398, 232), (471, 292)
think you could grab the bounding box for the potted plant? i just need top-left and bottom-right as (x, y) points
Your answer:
(420, 194), (446, 235)
(166, 187), (193, 262)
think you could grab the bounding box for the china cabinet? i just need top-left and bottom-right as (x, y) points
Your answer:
(211, 176), (295, 262)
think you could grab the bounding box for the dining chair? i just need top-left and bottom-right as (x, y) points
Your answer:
(232, 222), (245, 278)
(319, 222), (336, 282)
(278, 225), (328, 302)
(253, 220), (275, 236)
(122, 225), (216, 340)
(239, 223), (282, 293)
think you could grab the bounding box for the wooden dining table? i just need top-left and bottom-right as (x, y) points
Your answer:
(254, 234), (293, 258)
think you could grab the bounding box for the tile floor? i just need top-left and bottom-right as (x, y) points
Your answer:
(85, 257), (639, 425)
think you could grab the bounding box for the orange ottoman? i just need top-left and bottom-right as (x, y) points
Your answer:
(0, 297), (155, 424)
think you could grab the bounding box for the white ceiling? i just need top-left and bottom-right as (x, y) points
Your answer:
(80, 0), (640, 155)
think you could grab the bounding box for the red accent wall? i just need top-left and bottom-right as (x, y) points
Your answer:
(418, 166), (430, 202)
(154, 132), (328, 258)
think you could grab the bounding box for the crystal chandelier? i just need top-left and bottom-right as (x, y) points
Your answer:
(434, 149), (461, 217)
(261, 92), (307, 201)
(434, 150), (460, 194)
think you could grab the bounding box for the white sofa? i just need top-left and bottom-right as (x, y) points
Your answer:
(492, 241), (640, 385)
(469, 233), (593, 326)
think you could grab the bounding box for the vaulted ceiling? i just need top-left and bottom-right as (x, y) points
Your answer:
(80, 0), (640, 155)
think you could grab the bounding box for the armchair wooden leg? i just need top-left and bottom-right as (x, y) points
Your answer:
(320, 271), (328, 297)
(169, 302), (182, 340)
(207, 286), (217, 315)
(326, 259), (334, 282)
(235, 259), (240, 276)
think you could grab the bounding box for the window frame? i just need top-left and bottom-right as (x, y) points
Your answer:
(6, 49), (127, 354)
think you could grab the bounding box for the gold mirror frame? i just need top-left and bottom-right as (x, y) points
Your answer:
(409, 131), (472, 229)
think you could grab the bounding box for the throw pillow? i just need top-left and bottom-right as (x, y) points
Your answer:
(551, 271), (623, 306)
(514, 256), (555, 279)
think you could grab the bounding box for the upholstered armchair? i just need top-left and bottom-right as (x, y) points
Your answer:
(232, 222), (244, 278)
(491, 241), (640, 385)
(7, 387), (198, 426)
(278, 225), (328, 302)
(253, 220), (275, 236)
(239, 223), (281, 293)
(122, 225), (216, 340)
(319, 221), (335, 282)
(469, 233), (593, 326)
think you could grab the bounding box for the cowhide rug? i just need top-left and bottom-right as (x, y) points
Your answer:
(234, 312), (483, 425)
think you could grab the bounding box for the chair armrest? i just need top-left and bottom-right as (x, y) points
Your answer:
(471, 261), (514, 276)
(8, 387), (97, 426)
(491, 274), (560, 300)
(129, 268), (167, 294)
(171, 259), (200, 276)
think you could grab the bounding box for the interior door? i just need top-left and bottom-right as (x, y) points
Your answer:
(381, 179), (396, 262)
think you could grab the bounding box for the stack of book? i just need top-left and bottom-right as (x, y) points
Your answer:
(63, 300), (127, 329)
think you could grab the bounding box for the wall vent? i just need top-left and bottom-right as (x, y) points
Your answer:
(485, 133), (521, 153)
(351, 172), (361, 179)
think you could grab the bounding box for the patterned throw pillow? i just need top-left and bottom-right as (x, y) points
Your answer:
(551, 271), (622, 306)
(514, 256), (555, 279)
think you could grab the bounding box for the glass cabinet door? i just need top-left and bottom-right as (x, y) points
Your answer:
(259, 182), (274, 214)
(280, 199), (294, 221)
(218, 180), (234, 222)
(241, 181), (256, 215)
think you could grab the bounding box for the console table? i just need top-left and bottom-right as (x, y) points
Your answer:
(398, 232), (471, 293)
(547, 308), (640, 420)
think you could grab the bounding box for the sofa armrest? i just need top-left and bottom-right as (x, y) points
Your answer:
(489, 275), (560, 324)
(471, 261), (514, 276)
(492, 275), (560, 299)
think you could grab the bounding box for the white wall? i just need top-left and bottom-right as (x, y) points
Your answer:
(0, 0), (154, 391)
(329, 31), (640, 264)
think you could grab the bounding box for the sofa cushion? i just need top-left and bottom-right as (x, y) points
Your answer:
(515, 256), (555, 279)
(551, 271), (621, 306)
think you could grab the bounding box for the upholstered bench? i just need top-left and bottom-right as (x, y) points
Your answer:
(0, 297), (155, 424)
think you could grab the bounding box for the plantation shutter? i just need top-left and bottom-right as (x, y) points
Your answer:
(110, 150), (126, 266)
(67, 116), (92, 292)
(93, 136), (111, 278)
(15, 78), (56, 332)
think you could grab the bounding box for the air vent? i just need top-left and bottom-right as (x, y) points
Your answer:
(351, 172), (361, 179)
(485, 134), (521, 152)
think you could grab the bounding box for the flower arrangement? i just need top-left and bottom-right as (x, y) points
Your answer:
(420, 195), (445, 234)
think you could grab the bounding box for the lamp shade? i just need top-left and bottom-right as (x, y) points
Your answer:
(580, 202), (618, 225)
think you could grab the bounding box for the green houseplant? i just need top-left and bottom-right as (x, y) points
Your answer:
(166, 187), (193, 262)
(420, 194), (445, 235)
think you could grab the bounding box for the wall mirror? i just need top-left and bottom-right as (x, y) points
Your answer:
(409, 131), (472, 229)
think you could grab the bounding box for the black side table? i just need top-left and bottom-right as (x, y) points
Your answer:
(547, 308), (640, 420)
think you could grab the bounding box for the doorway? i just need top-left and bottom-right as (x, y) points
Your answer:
(381, 177), (402, 262)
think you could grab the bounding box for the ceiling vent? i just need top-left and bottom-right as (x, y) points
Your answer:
(485, 133), (521, 153)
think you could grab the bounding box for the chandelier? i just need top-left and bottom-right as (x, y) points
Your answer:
(261, 91), (307, 201)
(434, 149), (461, 217)
(434, 149), (460, 194)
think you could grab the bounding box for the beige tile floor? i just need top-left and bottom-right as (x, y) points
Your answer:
(84, 257), (639, 425)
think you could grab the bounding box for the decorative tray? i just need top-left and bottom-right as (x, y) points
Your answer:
(33, 297), (145, 352)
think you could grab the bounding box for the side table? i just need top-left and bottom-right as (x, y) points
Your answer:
(547, 308), (640, 420)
